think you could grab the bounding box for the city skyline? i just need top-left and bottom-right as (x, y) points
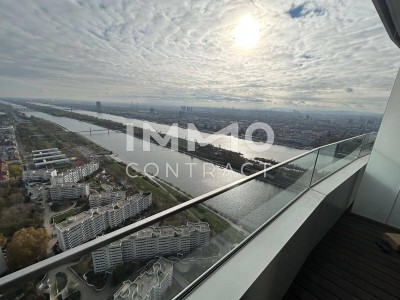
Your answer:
(0, 0), (399, 113)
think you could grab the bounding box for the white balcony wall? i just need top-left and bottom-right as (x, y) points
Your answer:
(352, 68), (400, 228)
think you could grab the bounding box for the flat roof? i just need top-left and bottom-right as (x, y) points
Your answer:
(55, 194), (142, 231)
(32, 150), (62, 158)
(114, 257), (173, 300)
(32, 148), (59, 153)
(89, 191), (126, 200)
(33, 154), (66, 162)
(51, 182), (88, 188)
(24, 169), (56, 173)
(107, 222), (210, 247)
(35, 158), (70, 167)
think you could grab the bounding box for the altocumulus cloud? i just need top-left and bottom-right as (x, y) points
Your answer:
(0, 0), (399, 112)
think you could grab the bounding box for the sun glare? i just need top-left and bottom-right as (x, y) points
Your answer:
(234, 16), (261, 48)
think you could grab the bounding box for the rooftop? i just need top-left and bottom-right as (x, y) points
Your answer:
(55, 194), (145, 231)
(50, 182), (88, 189)
(32, 150), (62, 158)
(31, 148), (59, 154)
(35, 158), (70, 167)
(89, 191), (126, 200)
(113, 257), (173, 300)
(23, 169), (56, 174)
(105, 222), (210, 248)
(33, 154), (66, 162)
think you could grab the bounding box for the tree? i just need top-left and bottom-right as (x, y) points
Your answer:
(7, 192), (24, 205)
(6, 227), (49, 269)
(0, 233), (6, 248)
(0, 203), (32, 228)
(8, 164), (22, 179)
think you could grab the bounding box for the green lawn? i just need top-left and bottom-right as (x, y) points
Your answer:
(53, 209), (80, 224)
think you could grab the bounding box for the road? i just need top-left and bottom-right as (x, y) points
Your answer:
(42, 188), (77, 254)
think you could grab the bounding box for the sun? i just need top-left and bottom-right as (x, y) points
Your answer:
(234, 16), (261, 48)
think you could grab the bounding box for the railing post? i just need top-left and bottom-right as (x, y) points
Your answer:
(358, 134), (367, 158)
(309, 149), (320, 187)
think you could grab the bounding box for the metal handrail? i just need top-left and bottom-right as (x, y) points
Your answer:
(0, 132), (376, 289)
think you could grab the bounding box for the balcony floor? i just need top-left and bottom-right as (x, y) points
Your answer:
(283, 212), (400, 300)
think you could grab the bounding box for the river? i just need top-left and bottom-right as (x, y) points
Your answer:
(28, 103), (305, 162)
(2, 100), (312, 231)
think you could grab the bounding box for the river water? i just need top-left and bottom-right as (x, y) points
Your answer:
(29, 103), (305, 162)
(19, 108), (311, 231)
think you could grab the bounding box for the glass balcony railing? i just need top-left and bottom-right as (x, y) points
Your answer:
(359, 132), (378, 157)
(0, 133), (377, 300)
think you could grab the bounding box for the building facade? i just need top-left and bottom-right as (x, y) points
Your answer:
(50, 162), (99, 185)
(50, 183), (90, 201)
(23, 169), (57, 183)
(56, 193), (152, 251)
(96, 101), (102, 113)
(89, 191), (127, 208)
(0, 160), (9, 182)
(0, 124), (20, 161)
(113, 257), (173, 300)
(92, 222), (210, 273)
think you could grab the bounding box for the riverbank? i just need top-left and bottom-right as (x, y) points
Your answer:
(4, 101), (248, 243)
(55, 104), (306, 150)
(14, 104), (287, 234)
(19, 107), (248, 242)
(109, 153), (250, 237)
(15, 102), (272, 175)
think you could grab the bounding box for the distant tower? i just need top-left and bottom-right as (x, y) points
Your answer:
(96, 101), (102, 113)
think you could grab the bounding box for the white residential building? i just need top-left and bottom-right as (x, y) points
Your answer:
(56, 193), (152, 251)
(50, 183), (90, 201)
(92, 222), (210, 273)
(113, 257), (173, 300)
(22, 169), (57, 183)
(50, 162), (99, 185)
(89, 191), (127, 208)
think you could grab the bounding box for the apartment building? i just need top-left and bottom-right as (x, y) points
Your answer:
(22, 169), (57, 183)
(0, 161), (9, 182)
(89, 191), (127, 208)
(50, 162), (99, 185)
(0, 122), (20, 161)
(49, 183), (90, 201)
(92, 222), (210, 273)
(56, 193), (152, 251)
(113, 257), (173, 300)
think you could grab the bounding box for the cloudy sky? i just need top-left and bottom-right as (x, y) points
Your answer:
(0, 0), (399, 112)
